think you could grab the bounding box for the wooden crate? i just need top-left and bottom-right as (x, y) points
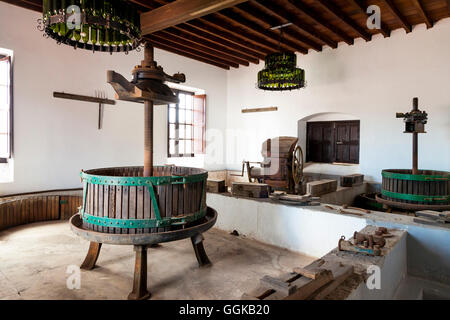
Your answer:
(206, 179), (226, 193)
(340, 174), (364, 187)
(306, 179), (338, 196)
(231, 182), (269, 198)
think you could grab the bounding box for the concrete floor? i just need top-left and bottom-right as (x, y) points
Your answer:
(0, 221), (315, 300)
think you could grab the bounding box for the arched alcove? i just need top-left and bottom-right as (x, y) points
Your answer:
(297, 112), (361, 177)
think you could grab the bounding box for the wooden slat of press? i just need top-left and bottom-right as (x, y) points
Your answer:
(44, 196), (49, 221)
(103, 185), (110, 233)
(418, 181), (424, 205)
(23, 199), (29, 225)
(150, 185), (156, 233)
(11, 200), (16, 227)
(100, 185), (105, 233)
(143, 186), (151, 233)
(0, 204), (5, 231)
(122, 186), (129, 234)
(158, 183), (166, 232)
(137, 186), (144, 234)
(166, 179), (172, 223)
(109, 185), (116, 234)
(94, 184), (99, 232)
(173, 181), (179, 217)
(51, 196), (56, 220)
(87, 186), (92, 230)
(35, 197), (40, 222)
(4, 203), (9, 229)
(129, 186), (137, 235)
(115, 185), (122, 234)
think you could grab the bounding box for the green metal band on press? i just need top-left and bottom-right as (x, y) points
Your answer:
(81, 209), (207, 229)
(382, 171), (450, 181)
(381, 190), (450, 202)
(80, 171), (207, 187)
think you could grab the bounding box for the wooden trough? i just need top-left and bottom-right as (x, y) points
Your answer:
(80, 166), (207, 234)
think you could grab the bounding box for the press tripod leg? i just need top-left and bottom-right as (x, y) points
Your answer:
(191, 233), (211, 267)
(128, 245), (151, 300)
(80, 242), (102, 270)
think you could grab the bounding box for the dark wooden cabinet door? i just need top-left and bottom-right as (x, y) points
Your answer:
(335, 121), (359, 164)
(306, 120), (359, 164)
(307, 122), (334, 163)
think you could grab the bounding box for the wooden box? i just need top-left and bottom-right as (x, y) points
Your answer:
(231, 182), (270, 198)
(306, 179), (338, 197)
(340, 174), (364, 187)
(206, 179), (226, 193)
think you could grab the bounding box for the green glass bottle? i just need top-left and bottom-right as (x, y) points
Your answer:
(74, 29), (81, 42)
(91, 26), (98, 45)
(98, 26), (105, 46)
(59, 22), (67, 36)
(81, 24), (89, 43)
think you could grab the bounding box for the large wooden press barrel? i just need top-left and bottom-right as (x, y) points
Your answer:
(80, 166), (207, 234)
(379, 169), (450, 210)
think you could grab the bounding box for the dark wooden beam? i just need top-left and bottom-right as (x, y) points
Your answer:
(350, 0), (391, 37)
(411, 0), (433, 28)
(254, 0), (337, 49)
(236, 2), (324, 51)
(157, 30), (250, 66)
(146, 37), (231, 70)
(140, 0), (249, 35)
(188, 19), (275, 56)
(214, 9), (308, 54)
(383, 0), (412, 33)
(173, 24), (264, 61)
(147, 34), (239, 68)
(285, 0), (354, 45)
(315, 0), (372, 41)
(166, 27), (259, 63)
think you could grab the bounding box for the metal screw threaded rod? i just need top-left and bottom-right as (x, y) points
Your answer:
(143, 44), (154, 177)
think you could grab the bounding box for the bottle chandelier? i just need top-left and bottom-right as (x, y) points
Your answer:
(39, 0), (142, 54)
(257, 52), (305, 91)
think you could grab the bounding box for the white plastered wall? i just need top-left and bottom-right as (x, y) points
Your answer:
(225, 19), (450, 182)
(0, 2), (227, 195)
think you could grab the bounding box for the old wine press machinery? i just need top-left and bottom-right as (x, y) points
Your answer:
(69, 42), (217, 300)
(376, 98), (450, 211)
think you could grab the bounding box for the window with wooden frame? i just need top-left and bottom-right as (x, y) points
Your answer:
(167, 90), (206, 158)
(306, 120), (360, 164)
(0, 55), (12, 163)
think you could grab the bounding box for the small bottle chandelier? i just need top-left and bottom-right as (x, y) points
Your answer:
(257, 52), (305, 91)
(38, 0), (142, 54)
(257, 24), (305, 91)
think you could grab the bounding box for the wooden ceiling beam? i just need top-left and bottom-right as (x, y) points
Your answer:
(167, 26), (260, 63)
(349, 0), (391, 37)
(411, 0), (433, 28)
(193, 18), (279, 54)
(236, 2), (324, 51)
(147, 34), (239, 68)
(146, 38), (231, 70)
(174, 24), (264, 61)
(214, 9), (308, 54)
(140, 0), (249, 35)
(154, 0), (273, 56)
(315, 0), (371, 41)
(383, 0), (412, 33)
(285, 0), (354, 46)
(156, 30), (250, 66)
(254, 0), (337, 49)
(187, 19), (274, 56)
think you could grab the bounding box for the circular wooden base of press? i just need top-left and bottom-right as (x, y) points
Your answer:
(70, 207), (217, 300)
